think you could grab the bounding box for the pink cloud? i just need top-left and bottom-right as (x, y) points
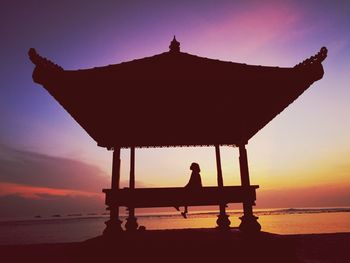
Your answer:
(186, 2), (307, 63)
(0, 182), (103, 200)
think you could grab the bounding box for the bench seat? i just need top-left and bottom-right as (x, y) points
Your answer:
(103, 185), (258, 208)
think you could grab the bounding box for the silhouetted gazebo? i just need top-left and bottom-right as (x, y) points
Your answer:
(29, 37), (327, 234)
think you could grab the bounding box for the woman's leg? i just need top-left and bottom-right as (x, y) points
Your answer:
(181, 206), (188, 218)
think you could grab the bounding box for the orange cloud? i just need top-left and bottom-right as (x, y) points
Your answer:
(257, 183), (350, 208)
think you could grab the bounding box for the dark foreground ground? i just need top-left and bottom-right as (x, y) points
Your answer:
(1, 229), (349, 263)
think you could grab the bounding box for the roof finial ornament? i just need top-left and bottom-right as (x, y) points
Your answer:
(28, 48), (63, 71)
(294, 47), (328, 68)
(169, 35), (180, 53)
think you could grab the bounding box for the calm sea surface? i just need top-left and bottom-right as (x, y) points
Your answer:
(1, 207), (350, 245)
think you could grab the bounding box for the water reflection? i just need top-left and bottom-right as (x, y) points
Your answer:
(1, 210), (350, 245)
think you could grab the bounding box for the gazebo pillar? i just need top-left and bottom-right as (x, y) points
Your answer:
(238, 144), (261, 233)
(125, 146), (139, 231)
(215, 145), (231, 229)
(103, 147), (123, 235)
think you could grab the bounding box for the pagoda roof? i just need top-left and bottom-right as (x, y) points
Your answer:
(28, 38), (327, 149)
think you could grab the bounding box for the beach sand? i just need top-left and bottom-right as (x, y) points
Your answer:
(0, 229), (349, 263)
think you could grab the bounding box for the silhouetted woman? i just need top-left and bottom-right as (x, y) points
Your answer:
(175, 162), (202, 218)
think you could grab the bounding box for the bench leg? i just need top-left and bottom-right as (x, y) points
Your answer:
(238, 145), (261, 233)
(125, 207), (139, 231)
(103, 148), (124, 236)
(103, 206), (123, 236)
(216, 204), (231, 230)
(239, 202), (261, 233)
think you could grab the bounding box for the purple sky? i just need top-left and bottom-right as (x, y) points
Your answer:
(0, 0), (350, 218)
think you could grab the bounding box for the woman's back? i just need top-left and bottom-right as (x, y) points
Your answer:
(186, 163), (202, 188)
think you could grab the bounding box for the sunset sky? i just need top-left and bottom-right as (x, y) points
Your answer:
(0, 0), (349, 218)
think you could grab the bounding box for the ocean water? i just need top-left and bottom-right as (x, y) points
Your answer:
(0, 207), (350, 245)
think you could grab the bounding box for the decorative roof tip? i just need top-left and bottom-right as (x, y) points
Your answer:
(28, 48), (63, 71)
(169, 36), (180, 53)
(294, 47), (328, 68)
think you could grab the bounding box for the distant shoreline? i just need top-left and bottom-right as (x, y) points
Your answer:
(1, 206), (350, 223)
